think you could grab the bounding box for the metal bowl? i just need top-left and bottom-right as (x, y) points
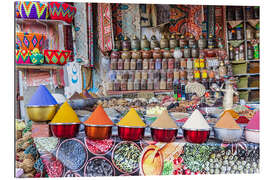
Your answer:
(68, 98), (97, 110)
(183, 128), (211, 144)
(50, 123), (80, 138)
(245, 128), (259, 144)
(117, 125), (145, 141)
(213, 127), (243, 143)
(150, 127), (178, 142)
(84, 125), (113, 140)
(27, 105), (58, 122)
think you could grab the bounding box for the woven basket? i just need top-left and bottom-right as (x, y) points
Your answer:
(16, 32), (46, 51)
(16, 50), (32, 64)
(232, 62), (247, 75)
(18, 1), (48, 19)
(43, 50), (72, 65)
(239, 91), (249, 102)
(249, 90), (259, 102)
(248, 76), (259, 88)
(237, 76), (248, 89)
(48, 2), (76, 23)
(30, 53), (44, 65)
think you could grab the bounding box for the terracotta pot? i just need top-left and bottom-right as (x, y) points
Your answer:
(140, 35), (150, 49)
(150, 35), (160, 49)
(162, 48), (172, 58)
(153, 48), (162, 59)
(131, 50), (142, 59)
(121, 51), (131, 59)
(142, 48), (152, 59)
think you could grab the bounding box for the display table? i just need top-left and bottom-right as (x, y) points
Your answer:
(34, 131), (259, 177)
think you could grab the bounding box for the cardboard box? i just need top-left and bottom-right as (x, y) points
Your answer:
(32, 123), (51, 137)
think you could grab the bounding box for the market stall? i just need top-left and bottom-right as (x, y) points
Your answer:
(15, 2), (260, 178)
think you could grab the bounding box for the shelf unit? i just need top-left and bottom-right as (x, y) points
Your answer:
(16, 64), (64, 70)
(225, 6), (260, 104)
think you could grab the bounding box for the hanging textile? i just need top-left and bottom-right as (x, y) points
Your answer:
(111, 3), (123, 39)
(215, 6), (225, 39)
(98, 3), (113, 53)
(169, 5), (189, 35)
(156, 4), (170, 26)
(140, 4), (151, 27)
(121, 4), (141, 39)
(187, 5), (203, 39)
(81, 66), (92, 90)
(207, 6), (215, 37)
(87, 3), (94, 67)
(73, 3), (89, 66)
(64, 61), (82, 99)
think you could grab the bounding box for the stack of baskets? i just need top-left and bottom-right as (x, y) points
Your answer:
(16, 1), (75, 65)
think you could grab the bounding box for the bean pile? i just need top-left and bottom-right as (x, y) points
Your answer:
(34, 137), (58, 153)
(85, 138), (114, 155)
(57, 139), (87, 171)
(113, 142), (141, 173)
(85, 158), (114, 176)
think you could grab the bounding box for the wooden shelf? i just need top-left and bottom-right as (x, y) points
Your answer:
(107, 89), (173, 95)
(16, 64), (64, 70)
(16, 18), (71, 26)
(237, 87), (259, 91)
(233, 73), (259, 76)
(231, 60), (259, 64)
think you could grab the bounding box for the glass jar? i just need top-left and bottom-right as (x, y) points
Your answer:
(142, 70), (148, 80)
(174, 69), (180, 80)
(160, 35), (169, 49)
(129, 71), (135, 80)
(175, 58), (180, 69)
(154, 79), (160, 90)
(109, 70), (117, 81)
(141, 35), (150, 49)
(200, 58), (205, 69)
(149, 59), (155, 70)
(160, 78), (167, 90)
(131, 50), (141, 59)
(239, 44), (245, 60)
(122, 35), (131, 51)
(207, 34), (215, 49)
(153, 48), (162, 59)
(148, 70), (154, 79)
(114, 37), (121, 51)
(194, 58), (200, 69)
(110, 58), (118, 70)
(188, 35), (197, 48)
(111, 49), (121, 59)
(255, 30), (259, 39)
(153, 70), (160, 80)
(134, 79), (141, 90)
(108, 81), (114, 91)
(123, 70), (129, 80)
(147, 79), (154, 90)
(186, 58), (192, 70)
(173, 47), (182, 59)
(141, 79), (147, 90)
(218, 61), (227, 78)
(114, 80), (121, 91)
(155, 58), (162, 70)
(191, 46), (199, 58)
(127, 79), (134, 91)
(121, 80), (127, 91)
(130, 59), (136, 70)
(150, 35), (160, 49)
(167, 70), (174, 79)
(246, 28), (254, 40)
(235, 48), (240, 61)
(236, 27), (243, 40)
(163, 48), (172, 58)
(116, 71), (123, 80)
(160, 70), (167, 79)
(167, 79), (173, 90)
(124, 59), (130, 70)
(137, 59), (143, 70)
(162, 59), (168, 70)
(169, 34), (178, 49)
(179, 35), (187, 48)
(142, 48), (152, 59)
(229, 46), (234, 60)
(183, 46), (191, 58)
(247, 44), (254, 60)
(198, 35), (207, 49)
(187, 70), (193, 81)
(131, 35), (140, 50)
(143, 59), (149, 70)
(118, 59), (124, 70)
(168, 58), (175, 69)
(135, 70), (141, 80)
(121, 50), (131, 59)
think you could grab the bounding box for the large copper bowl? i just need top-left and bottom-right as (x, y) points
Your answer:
(50, 123), (80, 138)
(151, 127), (178, 142)
(117, 125), (145, 141)
(183, 128), (211, 144)
(84, 124), (113, 140)
(27, 104), (58, 122)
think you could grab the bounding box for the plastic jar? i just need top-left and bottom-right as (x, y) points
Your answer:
(121, 80), (127, 91)
(162, 59), (168, 70)
(147, 79), (154, 90)
(143, 59), (149, 70)
(155, 58), (162, 70)
(137, 59), (143, 70)
(127, 79), (134, 91)
(160, 78), (167, 90)
(110, 58), (118, 70)
(141, 79), (147, 90)
(134, 79), (141, 90)
(168, 58), (175, 69)
(149, 59), (155, 70)
(117, 59), (124, 70)
(124, 59), (130, 70)
(130, 59), (136, 70)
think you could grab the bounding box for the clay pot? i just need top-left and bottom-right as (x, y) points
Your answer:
(162, 48), (172, 58)
(131, 50), (142, 59)
(153, 48), (162, 59)
(141, 35), (150, 49)
(169, 34), (178, 49)
(121, 50), (131, 59)
(110, 49), (121, 59)
(122, 35), (131, 51)
(150, 35), (160, 49)
(131, 35), (140, 50)
(142, 48), (152, 59)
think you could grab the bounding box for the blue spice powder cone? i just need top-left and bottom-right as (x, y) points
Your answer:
(28, 85), (58, 106)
